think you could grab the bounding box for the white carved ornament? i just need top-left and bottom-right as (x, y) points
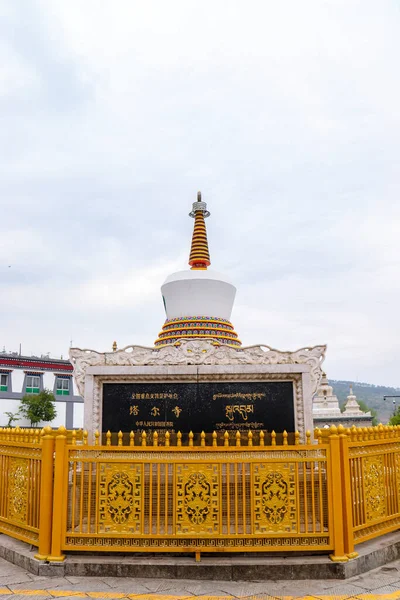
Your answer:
(69, 339), (326, 399)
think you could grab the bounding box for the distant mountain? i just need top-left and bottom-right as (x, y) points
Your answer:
(330, 380), (400, 424)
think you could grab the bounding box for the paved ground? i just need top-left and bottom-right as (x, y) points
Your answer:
(2, 556), (400, 600)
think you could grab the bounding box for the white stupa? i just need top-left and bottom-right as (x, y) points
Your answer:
(154, 193), (241, 348)
(312, 373), (342, 419)
(343, 385), (371, 417)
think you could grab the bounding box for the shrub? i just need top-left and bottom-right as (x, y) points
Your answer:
(19, 389), (57, 427)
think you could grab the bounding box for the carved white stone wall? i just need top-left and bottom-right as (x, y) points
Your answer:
(70, 340), (326, 443)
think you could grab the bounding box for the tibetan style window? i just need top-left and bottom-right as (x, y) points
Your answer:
(26, 375), (40, 394)
(56, 377), (70, 396)
(0, 373), (8, 392)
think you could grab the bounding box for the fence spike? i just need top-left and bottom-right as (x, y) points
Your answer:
(189, 431), (194, 447)
(177, 431), (182, 447)
(259, 431), (264, 447)
(295, 431), (300, 445)
(94, 431), (100, 446)
(200, 431), (206, 447)
(236, 431), (241, 447)
(72, 430), (77, 445)
(83, 430), (88, 445)
(271, 430), (276, 446)
(141, 431), (147, 447)
(106, 431), (111, 446)
(165, 431), (170, 447)
(224, 431), (229, 447)
(248, 431), (253, 447)
(305, 430), (311, 444)
(283, 430), (289, 446)
(129, 431), (135, 446)
(118, 431), (123, 447)
(212, 431), (217, 447)
(153, 431), (158, 447)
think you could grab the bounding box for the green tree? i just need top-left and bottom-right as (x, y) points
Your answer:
(389, 406), (400, 426)
(19, 389), (57, 427)
(4, 411), (20, 427)
(357, 400), (378, 426)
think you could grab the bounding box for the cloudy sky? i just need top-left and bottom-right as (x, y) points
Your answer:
(1, 1), (400, 387)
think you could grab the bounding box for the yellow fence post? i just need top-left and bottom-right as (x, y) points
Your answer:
(338, 425), (358, 559)
(329, 425), (348, 562)
(48, 426), (67, 562)
(34, 427), (55, 560)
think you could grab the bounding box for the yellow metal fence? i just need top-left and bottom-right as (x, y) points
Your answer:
(0, 424), (400, 562)
(0, 429), (43, 547)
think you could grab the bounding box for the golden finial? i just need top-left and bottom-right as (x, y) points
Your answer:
(112, 341), (117, 352)
(188, 191), (211, 270)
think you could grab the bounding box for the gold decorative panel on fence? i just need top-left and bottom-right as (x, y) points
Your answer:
(98, 463), (142, 533)
(348, 426), (400, 545)
(176, 464), (219, 534)
(0, 435), (42, 546)
(253, 463), (297, 533)
(61, 444), (332, 553)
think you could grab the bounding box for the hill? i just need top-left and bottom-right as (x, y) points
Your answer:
(330, 380), (400, 425)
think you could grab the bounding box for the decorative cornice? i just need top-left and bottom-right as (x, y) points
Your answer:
(154, 316), (241, 348)
(70, 339), (326, 399)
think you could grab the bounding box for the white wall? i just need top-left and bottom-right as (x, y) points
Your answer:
(43, 372), (54, 390)
(10, 370), (24, 392)
(73, 403), (84, 429)
(37, 402), (66, 429)
(0, 399), (24, 427)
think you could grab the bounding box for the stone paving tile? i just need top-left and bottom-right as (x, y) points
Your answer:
(4, 596), (52, 600)
(178, 581), (250, 596)
(0, 576), (34, 586)
(264, 581), (334, 597)
(197, 582), (267, 597)
(9, 580), (72, 592)
(349, 571), (400, 590)
(107, 581), (160, 594)
(152, 581), (197, 595)
(46, 581), (113, 593)
(89, 581), (150, 595)
(280, 581), (364, 598)
(356, 583), (400, 595)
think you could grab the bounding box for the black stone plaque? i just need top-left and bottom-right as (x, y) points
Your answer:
(102, 381), (294, 433)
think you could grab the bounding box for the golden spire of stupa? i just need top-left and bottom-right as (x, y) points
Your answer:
(188, 191), (211, 270)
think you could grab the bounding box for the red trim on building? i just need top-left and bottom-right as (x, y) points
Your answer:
(0, 357), (73, 372)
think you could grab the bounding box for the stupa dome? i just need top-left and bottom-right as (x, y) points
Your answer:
(154, 193), (241, 348)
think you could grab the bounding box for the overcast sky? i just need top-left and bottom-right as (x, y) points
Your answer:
(1, 1), (400, 387)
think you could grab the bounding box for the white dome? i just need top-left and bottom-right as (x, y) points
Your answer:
(161, 269), (236, 320)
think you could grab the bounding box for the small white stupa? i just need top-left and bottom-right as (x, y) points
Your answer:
(313, 376), (373, 428)
(312, 373), (342, 420)
(154, 193), (241, 348)
(343, 385), (371, 418)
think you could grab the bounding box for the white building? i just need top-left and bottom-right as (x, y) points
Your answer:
(0, 353), (83, 429)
